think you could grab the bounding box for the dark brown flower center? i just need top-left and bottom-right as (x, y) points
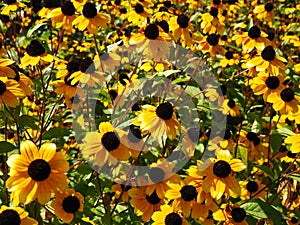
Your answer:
(101, 131), (120, 151)
(231, 207), (246, 223)
(109, 89), (118, 100)
(134, 3), (144, 14)
(128, 126), (142, 143)
(82, 2), (97, 18)
(227, 99), (236, 108)
(177, 14), (189, 28)
(144, 24), (159, 40)
(120, 182), (132, 191)
(291, 217), (298, 224)
(280, 88), (294, 102)
(28, 159), (51, 181)
(217, 85), (227, 95)
(43, 0), (60, 8)
(213, 160), (231, 178)
(163, 1), (172, 7)
(5, 0), (16, 4)
(213, 0), (221, 5)
(146, 190), (161, 205)
(79, 57), (96, 74)
(265, 76), (280, 89)
(180, 185), (197, 201)
(224, 128), (231, 140)
(156, 102), (173, 120)
(267, 31), (275, 41)
(0, 80), (7, 95)
(26, 40), (45, 56)
(187, 127), (201, 142)
(64, 73), (78, 87)
(246, 132), (260, 146)
(61, 0), (75, 16)
(62, 196), (80, 213)
(120, 8), (127, 14)
(287, 151), (297, 158)
(165, 213), (182, 225)
(261, 46), (276, 61)
(0, 209), (21, 225)
(149, 167), (165, 183)
(67, 59), (80, 73)
(210, 7), (218, 17)
(225, 51), (233, 60)
(248, 26), (261, 39)
(157, 20), (169, 33)
(207, 34), (219, 46)
(264, 3), (274, 12)
(119, 73), (130, 85)
(246, 181), (258, 193)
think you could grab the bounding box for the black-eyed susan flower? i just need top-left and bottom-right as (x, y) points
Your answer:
(267, 88), (300, 114)
(56, 59), (81, 79)
(232, 25), (269, 53)
(219, 50), (239, 67)
(245, 45), (287, 75)
(240, 179), (266, 200)
(0, 76), (24, 108)
(38, 0), (61, 19)
(169, 14), (194, 46)
(127, 3), (151, 26)
(48, 0), (77, 32)
(128, 187), (165, 222)
(51, 188), (84, 223)
(213, 204), (248, 225)
(222, 99), (240, 117)
(112, 179), (132, 203)
(249, 72), (284, 101)
(254, 2), (275, 21)
(287, 217), (300, 225)
(51, 73), (84, 98)
(0, 58), (16, 78)
(81, 121), (131, 167)
(1, 0), (26, 15)
(72, 2), (110, 34)
(198, 33), (225, 59)
(20, 40), (54, 68)
(200, 7), (225, 35)
(285, 133), (300, 154)
(0, 205), (38, 225)
(134, 101), (180, 140)
(6, 140), (69, 205)
(198, 150), (246, 200)
(238, 130), (263, 160)
(152, 204), (189, 225)
(12, 70), (33, 97)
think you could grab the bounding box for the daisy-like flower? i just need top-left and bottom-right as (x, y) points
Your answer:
(128, 187), (165, 222)
(200, 7), (225, 35)
(72, 2), (110, 34)
(213, 204), (248, 225)
(134, 101), (180, 140)
(254, 2), (275, 21)
(245, 45), (287, 75)
(240, 179), (266, 200)
(1, 0), (26, 15)
(249, 72), (284, 101)
(51, 73), (84, 98)
(232, 25), (269, 53)
(127, 3), (151, 26)
(198, 33), (225, 59)
(152, 204), (189, 225)
(208, 128), (235, 153)
(48, 0), (77, 32)
(169, 14), (194, 46)
(0, 58), (16, 78)
(56, 59), (81, 79)
(81, 121), (131, 167)
(198, 150), (246, 200)
(12, 69), (33, 96)
(222, 99), (240, 117)
(112, 179), (132, 203)
(239, 131), (265, 160)
(0, 205), (38, 225)
(267, 88), (300, 114)
(20, 40), (54, 68)
(285, 133), (300, 154)
(6, 140), (69, 205)
(51, 188), (84, 223)
(219, 50), (239, 67)
(287, 217), (300, 225)
(0, 76), (24, 108)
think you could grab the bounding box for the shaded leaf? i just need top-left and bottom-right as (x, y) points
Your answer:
(0, 141), (17, 153)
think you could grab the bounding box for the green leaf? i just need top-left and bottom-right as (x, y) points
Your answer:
(270, 133), (283, 153)
(275, 127), (295, 137)
(27, 23), (47, 38)
(238, 145), (248, 168)
(254, 165), (275, 179)
(19, 115), (40, 130)
(43, 127), (71, 139)
(0, 141), (17, 153)
(287, 174), (300, 183)
(241, 199), (283, 225)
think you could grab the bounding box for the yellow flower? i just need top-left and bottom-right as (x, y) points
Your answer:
(152, 204), (189, 225)
(213, 204), (248, 225)
(6, 140), (69, 205)
(0, 76), (24, 108)
(169, 14), (194, 46)
(239, 179), (266, 200)
(0, 58), (16, 78)
(254, 2), (275, 21)
(285, 133), (300, 154)
(222, 99), (240, 117)
(51, 188), (84, 223)
(1, 0), (26, 15)
(200, 7), (225, 34)
(0, 205), (38, 225)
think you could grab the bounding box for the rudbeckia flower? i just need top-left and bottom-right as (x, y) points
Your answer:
(20, 40), (54, 68)
(200, 7), (225, 35)
(198, 33), (225, 59)
(51, 73), (84, 98)
(72, 2), (110, 34)
(0, 58), (16, 78)
(245, 45), (287, 75)
(232, 25), (269, 53)
(267, 88), (300, 114)
(254, 2), (275, 21)
(81, 121), (131, 167)
(249, 72), (284, 101)
(127, 3), (151, 26)
(12, 70), (33, 96)
(128, 187), (165, 222)
(285, 133), (300, 153)
(38, 0), (61, 19)
(51, 188), (84, 223)
(219, 50), (239, 67)
(240, 179), (266, 200)
(0, 205), (38, 225)
(238, 130), (262, 160)
(1, 0), (26, 15)
(134, 101), (180, 140)
(213, 204), (248, 225)
(198, 150), (246, 200)
(0, 76), (24, 108)
(112, 179), (133, 203)
(48, 0), (77, 32)
(6, 140), (69, 205)
(169, 14), (194, 46)
(222, 99), (240, 117)
(152, 204), (189, 225)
